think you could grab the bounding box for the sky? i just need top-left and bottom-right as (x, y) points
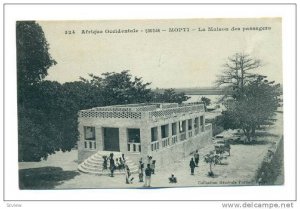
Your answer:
(38, 18), (282, 88)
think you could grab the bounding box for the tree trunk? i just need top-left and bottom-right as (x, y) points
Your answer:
(242, 128), (251, 143)
(251, 126), (256, 139)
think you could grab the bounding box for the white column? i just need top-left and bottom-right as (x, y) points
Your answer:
(95, 126), (103, 151)
(140, 126), (151, 158)
(119, 127), (128, 153)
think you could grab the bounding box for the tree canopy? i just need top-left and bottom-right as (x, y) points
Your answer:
(151, 88), (190, 104)
(200, 96), (211, 111)
(216, 53), (263, 97)
(17, 21), (57, 94)
(80, 71), (153, 105)
(217, 53), (281, 142)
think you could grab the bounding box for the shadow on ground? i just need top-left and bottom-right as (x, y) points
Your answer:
(255, 132), (279, 138)
(228, 139), (270, 145)
(19, 166), (80, 189)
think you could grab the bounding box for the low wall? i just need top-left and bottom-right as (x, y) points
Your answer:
(78, 140), (97, 163)
(255, 136), (284, 185)
(149, 129), (213, 168)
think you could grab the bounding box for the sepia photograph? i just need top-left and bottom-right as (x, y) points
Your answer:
(16, 18), (284, 190)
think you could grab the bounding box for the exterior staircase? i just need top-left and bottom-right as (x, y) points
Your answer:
(78, 151), (139, 175)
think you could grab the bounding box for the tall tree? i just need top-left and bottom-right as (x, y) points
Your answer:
(216, 53), (262, 97)
(216, 53), (281, 142)
(17, 21), (57, 161)
(17, 21), (56, 97)
(223, 76), (280, 142)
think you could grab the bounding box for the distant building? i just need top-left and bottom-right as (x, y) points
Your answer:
(77, 103), (212, 173)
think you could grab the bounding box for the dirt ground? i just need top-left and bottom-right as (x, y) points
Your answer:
(19, 112), (283, 189)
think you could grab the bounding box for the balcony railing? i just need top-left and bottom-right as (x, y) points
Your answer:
(180, 132), (186, 141)
(151, 141), (159, 151)
(194, 127), (199, 135)
(127, 142), (141, 153)
(188, 130), (193, 138)
(171, 135), (178, 144)
(149, 104), (204, 120)
(84, 140), (96, 150)
(162, 137), (170, 148)
(205, 123), (212, 131)
(80, 103), (205, 120)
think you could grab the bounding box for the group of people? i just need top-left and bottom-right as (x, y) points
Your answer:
(102, 151), (201, 186)
(189, 150), (200, 175)
(102, 153), (126, 177)
(138, 155), (156, 187)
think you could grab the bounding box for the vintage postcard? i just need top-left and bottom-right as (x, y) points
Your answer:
(17, 18), (283, 189)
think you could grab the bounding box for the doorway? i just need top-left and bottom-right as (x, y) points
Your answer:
(103, 128), (120, 151)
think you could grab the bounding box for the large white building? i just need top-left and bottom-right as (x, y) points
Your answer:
(77, 103), (212, 174)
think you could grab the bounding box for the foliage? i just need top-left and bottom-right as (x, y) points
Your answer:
(151, 88), (190, 104)
(204, 151), (221, 176)
(17, 21), (57, 161)
(200, 96), (211, 111)
(216, 53), (262, 95)
(80, 71), (153, 105)
(216, 53), (281, 142)
(222, 76), (280, 142)
(16, 21), (57, 95)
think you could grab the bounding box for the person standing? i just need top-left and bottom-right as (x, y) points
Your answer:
(144, 164), (152, 187)
(194, 150), (200, 167)
(125, 165), (134, 184)
(122, 153), (126, 162)
(189, 158), (196, 175)
(147, 156), (152, 165)
(138, 158), (144, 182)
(102, 155), (108, 170)
(150, 160), (156, 174)
(109, 154), (115, 177)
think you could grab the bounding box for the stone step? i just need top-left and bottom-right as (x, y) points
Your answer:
(84, 159), (136, 168)
(83, 160), (136, 168)
(87, 156), (135, 166)
(78, 151), (139, 176)
(80, 163), (138, 173)
(78, 164), (138, 175)
(93, 154), (130, 161)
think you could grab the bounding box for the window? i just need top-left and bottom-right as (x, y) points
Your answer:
(200, 116), (204, 125)
(194, 117), (199, 128)
(127, 128), (140, 143)
(151, 127), (158, 142)
(188, 119), (193, 130)
(84, 126), (95, 140)
(161, 124), (169, 138)
(172, 123), (177, 136)
(179, 120), (186, 133)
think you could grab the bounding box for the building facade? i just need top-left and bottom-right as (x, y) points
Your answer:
(78, 103), (212, 167)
